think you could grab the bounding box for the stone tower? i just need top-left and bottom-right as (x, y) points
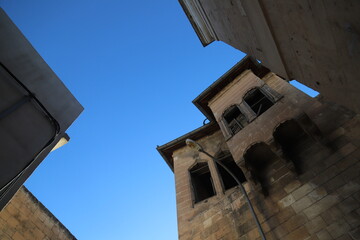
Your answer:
(157, 56), (360, 240)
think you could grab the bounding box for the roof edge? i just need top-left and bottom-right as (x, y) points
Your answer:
(157, 122), (220, 172)
(178, 0), (217, 46)
(192, 56), (270, 120)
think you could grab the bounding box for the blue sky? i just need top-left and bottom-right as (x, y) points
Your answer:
(0, 1), (318, 239)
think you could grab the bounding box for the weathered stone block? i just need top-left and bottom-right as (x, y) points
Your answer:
(338, 197), (359, 214)
(349, 227), (360, 240)
(278, 194), (296, 208)
(305, 216), (327, 235)
(283, 213), (308, 232)
(344, 210), (360, 228)
(308, 187), (328, 202)
(284, 180), (302, 194)
(284, 226), (310, 240)
(303, 195), (339, 219)
(337, 181), (360, 199)
(292, 196), (314, 213)
(326, 220), (351, 239)
(273, 225), (288, 238)
(275, 206), (296, 224)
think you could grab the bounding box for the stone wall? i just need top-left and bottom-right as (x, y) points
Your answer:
(0, 186), (76, 240)
(173, 130), (232, 239)
(172, 73), (360, 239)
(208, 71), (315, 164)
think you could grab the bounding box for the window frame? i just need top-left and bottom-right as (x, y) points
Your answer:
(243, 85), (282, 119)
(188, 162), (216, 204)
(220, 104), (249, 139)
(219, 85), (282, 140)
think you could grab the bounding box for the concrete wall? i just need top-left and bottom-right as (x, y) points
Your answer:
(172, 74), (360, 239)
(181, 0), (360, 113)
(0, 187), (76, 240)
(261, 0), (360, 113)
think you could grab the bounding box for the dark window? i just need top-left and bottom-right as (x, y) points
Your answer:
(223, 105), (247, 135)
(189, 162), (215, 203)
(216, 153), (246, 190)
(244, 88), (273, 116)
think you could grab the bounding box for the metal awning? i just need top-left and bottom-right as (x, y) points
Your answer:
(0, 8), (83, 210)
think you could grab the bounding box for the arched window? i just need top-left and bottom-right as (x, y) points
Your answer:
(222, 105), (248, 135)
(244, 88), (274, 117)
(244, 143), (278, 196)
(273, 119), (312, 174)
(189, 162), (215, 203)
(215, 152), (246, 191)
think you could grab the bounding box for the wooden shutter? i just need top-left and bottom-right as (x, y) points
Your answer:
(260, 84), (283, 103)
(219, 118), (232, 140)
(239, 102), (256, 122)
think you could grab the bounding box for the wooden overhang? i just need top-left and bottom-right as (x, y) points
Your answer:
(157, 122), (219, 172)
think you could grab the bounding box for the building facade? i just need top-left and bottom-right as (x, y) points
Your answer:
(179, 0), (360, 113)
(158, 57), (360, 239)
(0, 186), (76, 240)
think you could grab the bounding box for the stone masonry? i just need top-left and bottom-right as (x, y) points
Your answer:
(0, 186), (76, 240)
(157, 57), (360, 240)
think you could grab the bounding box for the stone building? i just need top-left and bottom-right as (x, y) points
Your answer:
(157, 57), (360, 239)
(0, 186), (76, 240)
(179, 0), (360, 113)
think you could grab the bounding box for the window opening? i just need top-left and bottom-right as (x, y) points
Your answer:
(189, 162), (215, 203)
(216, 153), (246, 191)
(244, 88), (273, 116)
(223, 105), (247, 135)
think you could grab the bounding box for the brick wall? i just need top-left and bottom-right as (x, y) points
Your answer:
(0, 186), (76, 240)
(171, 72), (360, 239)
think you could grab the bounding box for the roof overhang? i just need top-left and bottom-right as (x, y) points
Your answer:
(178, 0), (218, 46)
(192, 56), (270, 120)
(157, 122), (220, 172)
(0, 8), (83, 210)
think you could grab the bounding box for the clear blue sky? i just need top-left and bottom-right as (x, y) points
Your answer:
(0, 1), (318, 239)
